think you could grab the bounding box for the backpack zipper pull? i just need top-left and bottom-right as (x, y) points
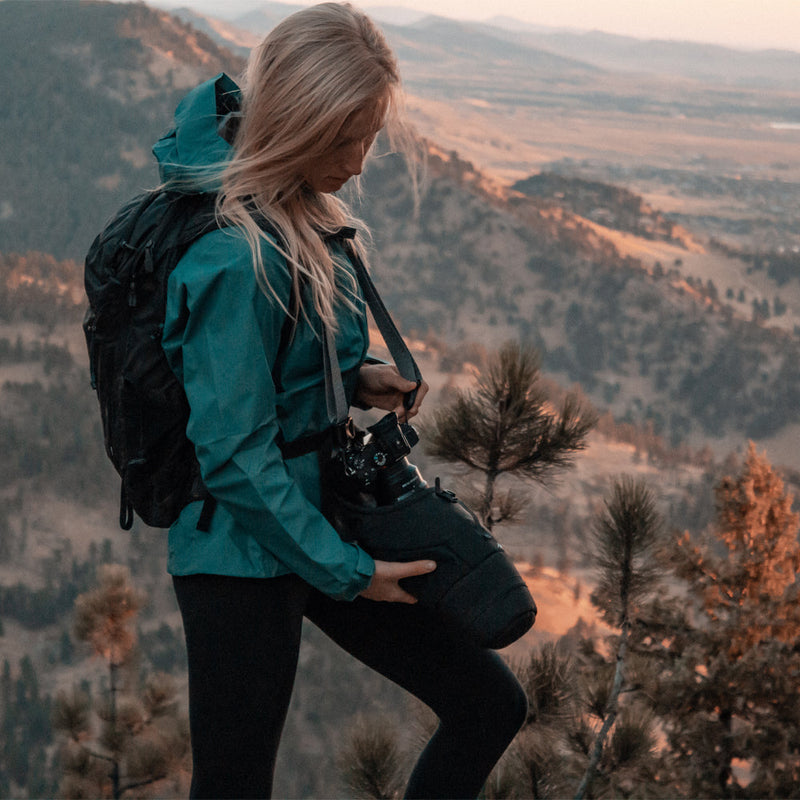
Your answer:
(144, 240), (155, 273)
(128, 274), (137, 307)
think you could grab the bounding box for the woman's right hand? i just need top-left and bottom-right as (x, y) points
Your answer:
(359, 559), (436, 604)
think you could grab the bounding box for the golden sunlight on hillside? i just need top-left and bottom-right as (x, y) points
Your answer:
(506, 564), (608, 655)
(582, 223), (800, 333)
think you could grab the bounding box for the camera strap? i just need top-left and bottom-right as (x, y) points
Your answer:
(344, 243), (423, 409)
(322, 322), (350, 425)
(320, 236), (423, 427)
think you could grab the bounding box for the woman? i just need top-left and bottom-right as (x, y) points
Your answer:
(159, 4), (527, 797)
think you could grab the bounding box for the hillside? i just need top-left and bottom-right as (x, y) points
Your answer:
(0, 0), (244, 259)
(351, 146), (800, 458)
(0, 0), (798, 457)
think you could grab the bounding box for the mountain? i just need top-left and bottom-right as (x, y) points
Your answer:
(0, 0), (244, 260)
(2, 0), (799, 457)
(386, 15), (599, 101)
(169, 7), (259, 57)
(485, 25), (800, 90)
(230, 0), (307, 34)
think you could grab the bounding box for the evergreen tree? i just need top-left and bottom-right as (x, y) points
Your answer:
(1, 659), (10, 708)
(494, 641), (585, 798)
(337, 715), (405, 799)
(636, 442), (800, 797)
(54, 565), (190, 799)
(568, 478), (663, 799)
(423, 340), (596, 529)
(483, 480), (668, 800)
(59, 627), (75, 664)
(0, 656), (57, 796)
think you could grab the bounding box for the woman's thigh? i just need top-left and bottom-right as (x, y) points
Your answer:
(173, 573), (310, 799)
(304, 591), (525, 727)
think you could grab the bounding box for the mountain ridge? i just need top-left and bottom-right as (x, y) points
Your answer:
(179, 2), (800, 89)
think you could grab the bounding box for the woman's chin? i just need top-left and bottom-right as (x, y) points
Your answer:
(318, 177), (349, 193)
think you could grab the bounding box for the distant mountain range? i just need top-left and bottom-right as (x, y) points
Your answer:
(494, 26), (800, 88)
(170, 2), (800, 91)
(170, 2), (800, 124)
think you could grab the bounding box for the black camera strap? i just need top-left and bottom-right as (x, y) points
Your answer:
(321, 235), (423, 427)
(344, 243), (423, 409)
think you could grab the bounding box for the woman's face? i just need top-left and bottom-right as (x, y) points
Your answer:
(302, 101), (385, 194)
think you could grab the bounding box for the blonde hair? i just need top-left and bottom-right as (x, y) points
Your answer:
(219, 2), (415, 329)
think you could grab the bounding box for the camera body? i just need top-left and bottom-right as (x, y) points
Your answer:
(334, 412), (426, 505)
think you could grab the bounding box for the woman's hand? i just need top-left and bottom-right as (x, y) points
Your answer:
(355, 363), (429, 421)
(359, 559), (437, 603)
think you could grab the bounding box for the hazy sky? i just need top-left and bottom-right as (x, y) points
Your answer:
(410, 0), (800, 50)
(155, 0), (800, 51)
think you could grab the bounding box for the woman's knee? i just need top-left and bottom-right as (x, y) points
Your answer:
(490, 667), (528, 740)
(506, 672), (529, 737)
(448, 659), (528, 741)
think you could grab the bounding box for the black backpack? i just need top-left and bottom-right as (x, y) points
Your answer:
(83, 190), (222, 530)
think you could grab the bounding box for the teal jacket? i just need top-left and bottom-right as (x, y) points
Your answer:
(159, 74), (375, 600)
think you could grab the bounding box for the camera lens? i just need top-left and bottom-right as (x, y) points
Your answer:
(374, 459), (427, 505)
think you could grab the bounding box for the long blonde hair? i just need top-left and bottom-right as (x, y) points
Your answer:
(219, 2), (414, 329)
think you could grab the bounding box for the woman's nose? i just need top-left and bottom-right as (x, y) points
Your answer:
(343, 142), (366, 177)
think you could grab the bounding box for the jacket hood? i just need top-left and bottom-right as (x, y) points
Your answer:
(153, 72), (241, 191)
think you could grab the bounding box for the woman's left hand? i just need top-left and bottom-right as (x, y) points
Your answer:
(355, 363), (429, 421)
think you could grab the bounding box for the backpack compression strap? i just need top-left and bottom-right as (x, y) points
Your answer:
(195, 483), (217, 533)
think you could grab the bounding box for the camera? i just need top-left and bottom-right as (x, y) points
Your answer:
(333, 412), (426, 505)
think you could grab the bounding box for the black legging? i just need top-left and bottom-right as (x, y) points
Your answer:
(173, 573), (527, 799)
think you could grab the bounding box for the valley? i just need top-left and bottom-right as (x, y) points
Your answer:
(1, 2), (800, 796)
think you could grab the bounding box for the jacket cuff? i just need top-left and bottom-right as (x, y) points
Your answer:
(338, 545), (376, 601)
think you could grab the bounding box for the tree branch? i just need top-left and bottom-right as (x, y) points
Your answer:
(574, 620), (629, 800)
(120, 773), (167, 796)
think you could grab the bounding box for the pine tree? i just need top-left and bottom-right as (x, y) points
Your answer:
(636, 442), (800, 797)
(489, 479), (667, 800)
(0, 656), (57, 796)
(574, 476), (664, 799)
(54, 565), (190, 799)
(496, 641), (585, 798)
(423, 340), (596, 529)
(337, 715), (405, 799)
